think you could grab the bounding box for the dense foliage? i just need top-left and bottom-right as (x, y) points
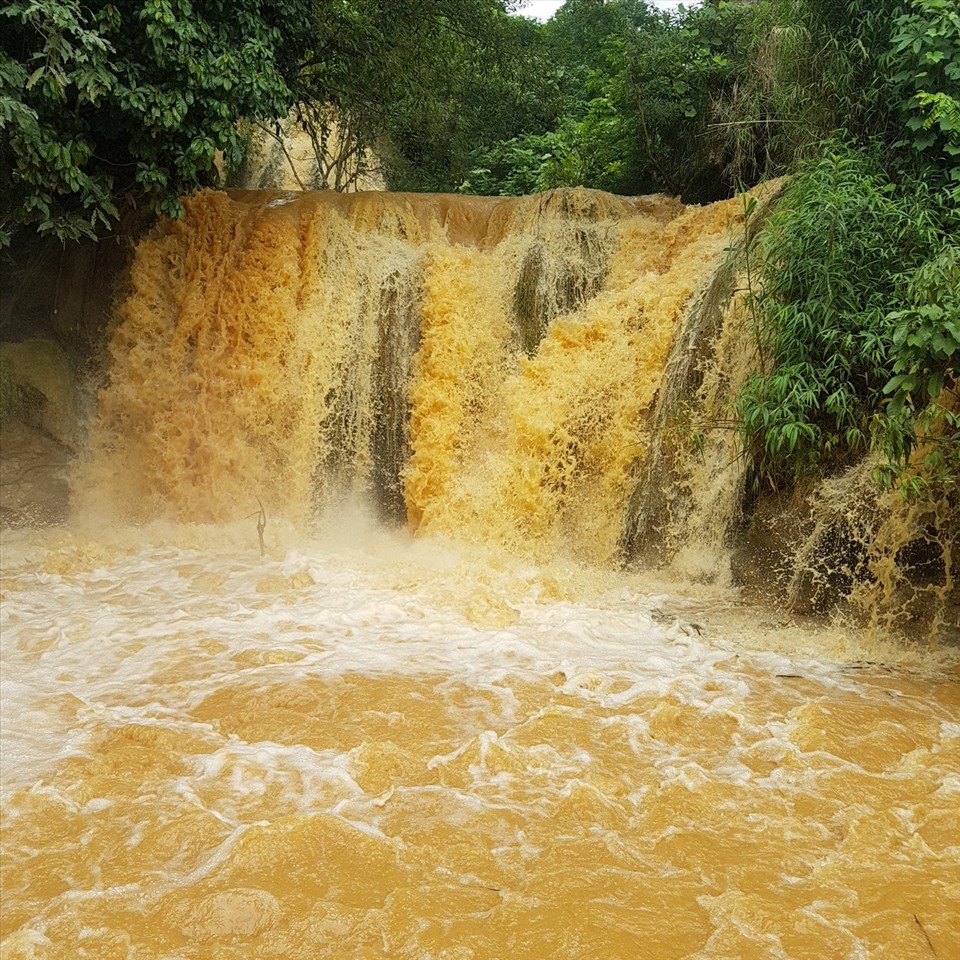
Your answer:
(0, 0), (527, 241)
(2, 0), (956, 500)
(461, 0), (815, 201)
(0, 0), (305, 245)
(736, 148), (948, 479)
(734, 0), (959, 498)
(275, 0), (545, 194)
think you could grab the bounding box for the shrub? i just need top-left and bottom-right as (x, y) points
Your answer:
(736, 145), (942, 486)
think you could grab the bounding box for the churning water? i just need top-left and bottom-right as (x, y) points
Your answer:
(2, 188), (958, 958)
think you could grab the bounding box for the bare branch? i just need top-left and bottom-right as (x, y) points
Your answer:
(253, 121), (307, 191)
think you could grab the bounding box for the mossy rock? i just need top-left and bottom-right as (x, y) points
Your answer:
(0, 339), (80, 446)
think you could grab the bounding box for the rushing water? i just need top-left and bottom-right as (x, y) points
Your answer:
(2, 187), (959, 957)
(2, 523), (958, 959)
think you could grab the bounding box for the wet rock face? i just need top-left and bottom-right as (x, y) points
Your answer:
(0, 338), (81, 528)
(0, 420), (71, 527)
(731, 471), (960, 641)
(0, 338), (80, 447)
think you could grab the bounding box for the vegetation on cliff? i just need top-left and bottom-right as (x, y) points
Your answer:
(731, 0), (958, 502)
(2, 0), (957, 513)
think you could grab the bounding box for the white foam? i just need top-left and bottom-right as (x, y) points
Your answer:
(0, 526), (948, 803)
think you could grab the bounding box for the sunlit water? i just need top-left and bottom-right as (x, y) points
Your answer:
(2, 523), (958, 959)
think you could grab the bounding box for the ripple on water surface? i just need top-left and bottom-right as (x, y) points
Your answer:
(1, 527), (959, 959)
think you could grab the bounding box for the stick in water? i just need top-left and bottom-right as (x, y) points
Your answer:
(914, 915), (937, 957)
(256, 497), (266, 557)
(245, 498), (268, 557)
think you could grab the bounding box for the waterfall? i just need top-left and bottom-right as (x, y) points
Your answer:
(620, 182), (782, 583)
(619, 258), (741, 578)
(79, 186), (760, 567)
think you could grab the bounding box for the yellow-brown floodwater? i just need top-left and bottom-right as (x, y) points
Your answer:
(2, 187), (959, 957)
(2, 524), (958, 959)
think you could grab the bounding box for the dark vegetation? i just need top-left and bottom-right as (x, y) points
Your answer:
(2, 0), (957, 504)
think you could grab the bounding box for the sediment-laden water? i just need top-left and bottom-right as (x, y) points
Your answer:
(2, 524), (958, 959)
(2, 187), (958, 957)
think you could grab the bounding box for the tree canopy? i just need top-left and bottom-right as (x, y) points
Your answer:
(0, 0), (528, 243)
(1, 0), (306, 244)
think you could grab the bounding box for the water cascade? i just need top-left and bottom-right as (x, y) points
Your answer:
(79, 187), (746, 566)
(2, 187), (958, 960)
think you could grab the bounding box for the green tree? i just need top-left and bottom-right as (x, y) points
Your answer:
(614, 2), (746, 198)
(543, 0), (655, 116)
(735, 0), (960, 497)
(1, 0), (305, 245)
(889, 0), (960, 187)
(465, 0), (768, 200)
(365, 2), (552, 192)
